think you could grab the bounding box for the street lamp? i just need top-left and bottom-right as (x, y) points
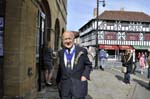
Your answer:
(95, 0), (105, 68)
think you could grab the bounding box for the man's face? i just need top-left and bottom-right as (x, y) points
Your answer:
(62, 32), (74, 49)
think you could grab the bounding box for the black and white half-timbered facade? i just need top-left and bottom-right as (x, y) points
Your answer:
(79, 10), (150, 58)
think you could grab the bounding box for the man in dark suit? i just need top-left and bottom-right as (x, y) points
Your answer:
(56, 31), (92, 99)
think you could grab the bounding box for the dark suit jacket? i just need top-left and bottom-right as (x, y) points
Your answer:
(126, 54), (133, 73)
(56, 45), (92, 98)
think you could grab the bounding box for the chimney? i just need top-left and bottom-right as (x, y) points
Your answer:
(120, 7), (125, 11)
(93, 8), (97, 17)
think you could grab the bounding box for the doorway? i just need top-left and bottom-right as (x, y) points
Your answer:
(0, 0), (5, 97)
(36, 0), (52, 91)
(36, 11), (46, 91)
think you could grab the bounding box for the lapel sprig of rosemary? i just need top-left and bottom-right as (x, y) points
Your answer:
(74, 51), (84, 65)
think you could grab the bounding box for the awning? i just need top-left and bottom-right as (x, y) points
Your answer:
(119, 45), (133, 50)
(133, 45), (150, 50)
(99, 45), (119, 50)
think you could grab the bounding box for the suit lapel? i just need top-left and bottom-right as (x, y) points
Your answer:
(60, 49), (66, 68)
(73, 46), (80, 70)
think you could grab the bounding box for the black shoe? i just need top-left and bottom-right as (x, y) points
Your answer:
(100, 66), (104, 71)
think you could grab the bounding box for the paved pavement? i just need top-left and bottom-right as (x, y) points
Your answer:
(86, 69), (134, 99)
(37, 61), (150, 99)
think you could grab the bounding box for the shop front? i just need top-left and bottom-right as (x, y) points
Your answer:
(133, 45), (150, 56)
(133, 45), (150, 51)
(99, 44), (119, 59)
(118, 45), (133, 50)
(99, 45), (134, 60)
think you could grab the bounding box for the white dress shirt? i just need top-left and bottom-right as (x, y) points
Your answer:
(64, 45), (75, 69)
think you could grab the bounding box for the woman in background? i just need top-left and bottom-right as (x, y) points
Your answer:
(139, 53), (145, 74)
(123, 50), (133, 84)
(44, 43), (54, 86)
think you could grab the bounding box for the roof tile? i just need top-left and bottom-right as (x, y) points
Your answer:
(98, 10), (150, 22)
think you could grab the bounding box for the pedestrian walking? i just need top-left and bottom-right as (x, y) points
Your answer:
(139, 53), (145, 74)
(43, 43), (54, 86)
(137, 52), (141, 61)
(131, 49), (137, 74)
(56, 31), (92, 99)
(99, 49), (107, 71)
(123, 50), (132, 84)
(121, 52), (127, 73)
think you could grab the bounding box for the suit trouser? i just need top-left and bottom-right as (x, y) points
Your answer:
(60, 79), (85, 99)
(60, 84), (85, 99)
(61, 88), (85, 99)
(61, 96), (85, 99)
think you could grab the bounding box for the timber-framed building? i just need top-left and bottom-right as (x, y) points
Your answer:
(79, 10), (150, 58)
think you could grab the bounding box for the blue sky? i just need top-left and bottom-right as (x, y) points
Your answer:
(67, 0), (150, 31)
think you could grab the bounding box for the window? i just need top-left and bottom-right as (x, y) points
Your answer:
(143, 23), (149, 28)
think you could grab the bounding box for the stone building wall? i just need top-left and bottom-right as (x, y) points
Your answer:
(3, 0), (38, 98)
(3, 0), (67, 98)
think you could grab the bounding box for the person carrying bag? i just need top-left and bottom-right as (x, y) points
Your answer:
(121, 52), (127, 73)
(123, 50), (133, 84)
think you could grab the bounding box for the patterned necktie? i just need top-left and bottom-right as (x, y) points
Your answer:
(67, 50), (71, 69)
